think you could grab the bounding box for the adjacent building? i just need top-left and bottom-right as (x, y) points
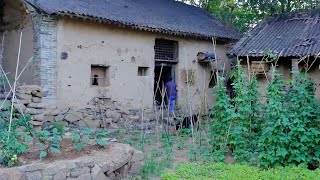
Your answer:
(228, 10), (320, 97)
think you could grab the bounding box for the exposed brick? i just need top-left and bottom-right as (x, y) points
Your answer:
(25, 3), (57, 102)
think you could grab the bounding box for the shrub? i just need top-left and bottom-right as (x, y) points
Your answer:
(211, 68), (320, 168)
(211, 65), (261, 163)
(210, 76), (234, 161)
(0, 112), (33, 166)
(259, 72), (320, 168)
(161, 163), (320, 180)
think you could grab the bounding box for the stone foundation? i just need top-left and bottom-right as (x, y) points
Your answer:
(0, 143), (143, 180)
(9, 85), (159, 131)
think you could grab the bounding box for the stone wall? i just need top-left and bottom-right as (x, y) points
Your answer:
(0, 143), (144, 180)
(13, 85), (157, 131)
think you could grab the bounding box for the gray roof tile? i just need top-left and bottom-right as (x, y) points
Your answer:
(228, 11), (320, 57)
(25, 0), (241, 40)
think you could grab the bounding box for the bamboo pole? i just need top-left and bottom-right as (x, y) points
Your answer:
(7, 32), (23, 141)
(184, 48), (195, 144)
(1, 32), (6, 91)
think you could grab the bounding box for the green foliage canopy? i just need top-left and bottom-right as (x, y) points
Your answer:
(178, 0), (320, 32)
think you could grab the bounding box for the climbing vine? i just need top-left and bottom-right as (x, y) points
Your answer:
(211, 68), (320, 169)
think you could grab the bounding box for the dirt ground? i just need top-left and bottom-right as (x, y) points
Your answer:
(17, 138), (108, 166)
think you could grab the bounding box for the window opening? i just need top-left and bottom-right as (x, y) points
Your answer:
(138, 67), (149, 76)
(154, 39), (178, 62)
(209, 70), (217, 88)
(91, 65), (109, 87)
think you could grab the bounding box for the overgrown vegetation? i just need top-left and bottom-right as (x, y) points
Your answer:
(0, 114), (32, 166)
(210, 63), (320, 169)
(119, 61), (320, 179)
(161, 163), (320, 179)
(2, 60), (320, 180)
(259, 72), (320, 168)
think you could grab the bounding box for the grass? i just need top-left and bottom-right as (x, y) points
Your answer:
(161, 163), (320, 180)
(111, 125), (320, 180)
(111, 126), (215, 179)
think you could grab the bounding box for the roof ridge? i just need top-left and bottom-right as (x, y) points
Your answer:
(24, 0), (241, 40)
(229, 10), (320, 57)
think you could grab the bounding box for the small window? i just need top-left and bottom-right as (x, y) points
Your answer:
(91, 65), (109, 87)
(154, 38), (178, 62)
(209, 71), (217, 88)
(138, 67), (149, 76)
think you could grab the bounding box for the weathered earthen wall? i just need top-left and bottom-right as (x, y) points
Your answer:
(56, 18), (230, 112)
(1, 0), (34, 86)
(242, 58), (293, 99)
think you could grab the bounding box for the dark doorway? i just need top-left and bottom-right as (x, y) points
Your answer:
(154, 64), (175, 105)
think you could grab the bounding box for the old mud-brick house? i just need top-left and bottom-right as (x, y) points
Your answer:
(0, 0), (240, 128)
(228, 11), (320, 98)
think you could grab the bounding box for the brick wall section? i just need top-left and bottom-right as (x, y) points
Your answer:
(26, 3), (58, 102)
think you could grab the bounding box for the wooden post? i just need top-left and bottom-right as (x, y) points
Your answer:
(291, 58), (300, 78)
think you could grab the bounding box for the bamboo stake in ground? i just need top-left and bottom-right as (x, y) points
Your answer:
(7, 32), (23, 141)
(184, 48), (195, 144)
(153, 64), (164, 141)
(1, 32), (6, 91)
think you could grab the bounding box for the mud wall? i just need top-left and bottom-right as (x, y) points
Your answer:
(1, 0), (34, 86)
(56, 18), (231, 111)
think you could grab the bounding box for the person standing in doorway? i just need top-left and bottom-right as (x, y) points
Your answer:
(165, 76), (177, 116)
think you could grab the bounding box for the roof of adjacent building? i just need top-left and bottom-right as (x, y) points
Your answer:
(24, 0), (241, 41)
(228, 11), (320, 57)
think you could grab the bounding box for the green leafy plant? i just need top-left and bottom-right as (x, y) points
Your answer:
(94, 129), (109, 147)
(36, 124), (63, 159)
(71, 128), (109, 152)
(0, 113), (33, 166)
(259, 72), (320, 168)
(211, 65), (261, 163)
(210, 76), (234, 162)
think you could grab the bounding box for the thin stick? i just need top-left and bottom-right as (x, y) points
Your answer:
(306, 53), (320, 72)
(1, 33), (6, 91)
(140, 99), (144, 143)
(1, 69), (26, 116)
(0, 56), (34, 110)
(184, 48), (195, 144)
(246, 55), (251, 81)
(154, 64), (163, 141)
(7, 32), (23, 141)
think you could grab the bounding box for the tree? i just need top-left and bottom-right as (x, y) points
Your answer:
(179, 0), (320, 32)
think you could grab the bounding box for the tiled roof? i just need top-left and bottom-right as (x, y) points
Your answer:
(228, 11), (320, 57)
(24, 0), (241, 41)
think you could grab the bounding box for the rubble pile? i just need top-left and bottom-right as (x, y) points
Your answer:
(10, 85), (158, 131)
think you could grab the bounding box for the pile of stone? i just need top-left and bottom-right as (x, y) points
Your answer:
(12, 85), (159, 131)
(12, 85), (45, 130)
